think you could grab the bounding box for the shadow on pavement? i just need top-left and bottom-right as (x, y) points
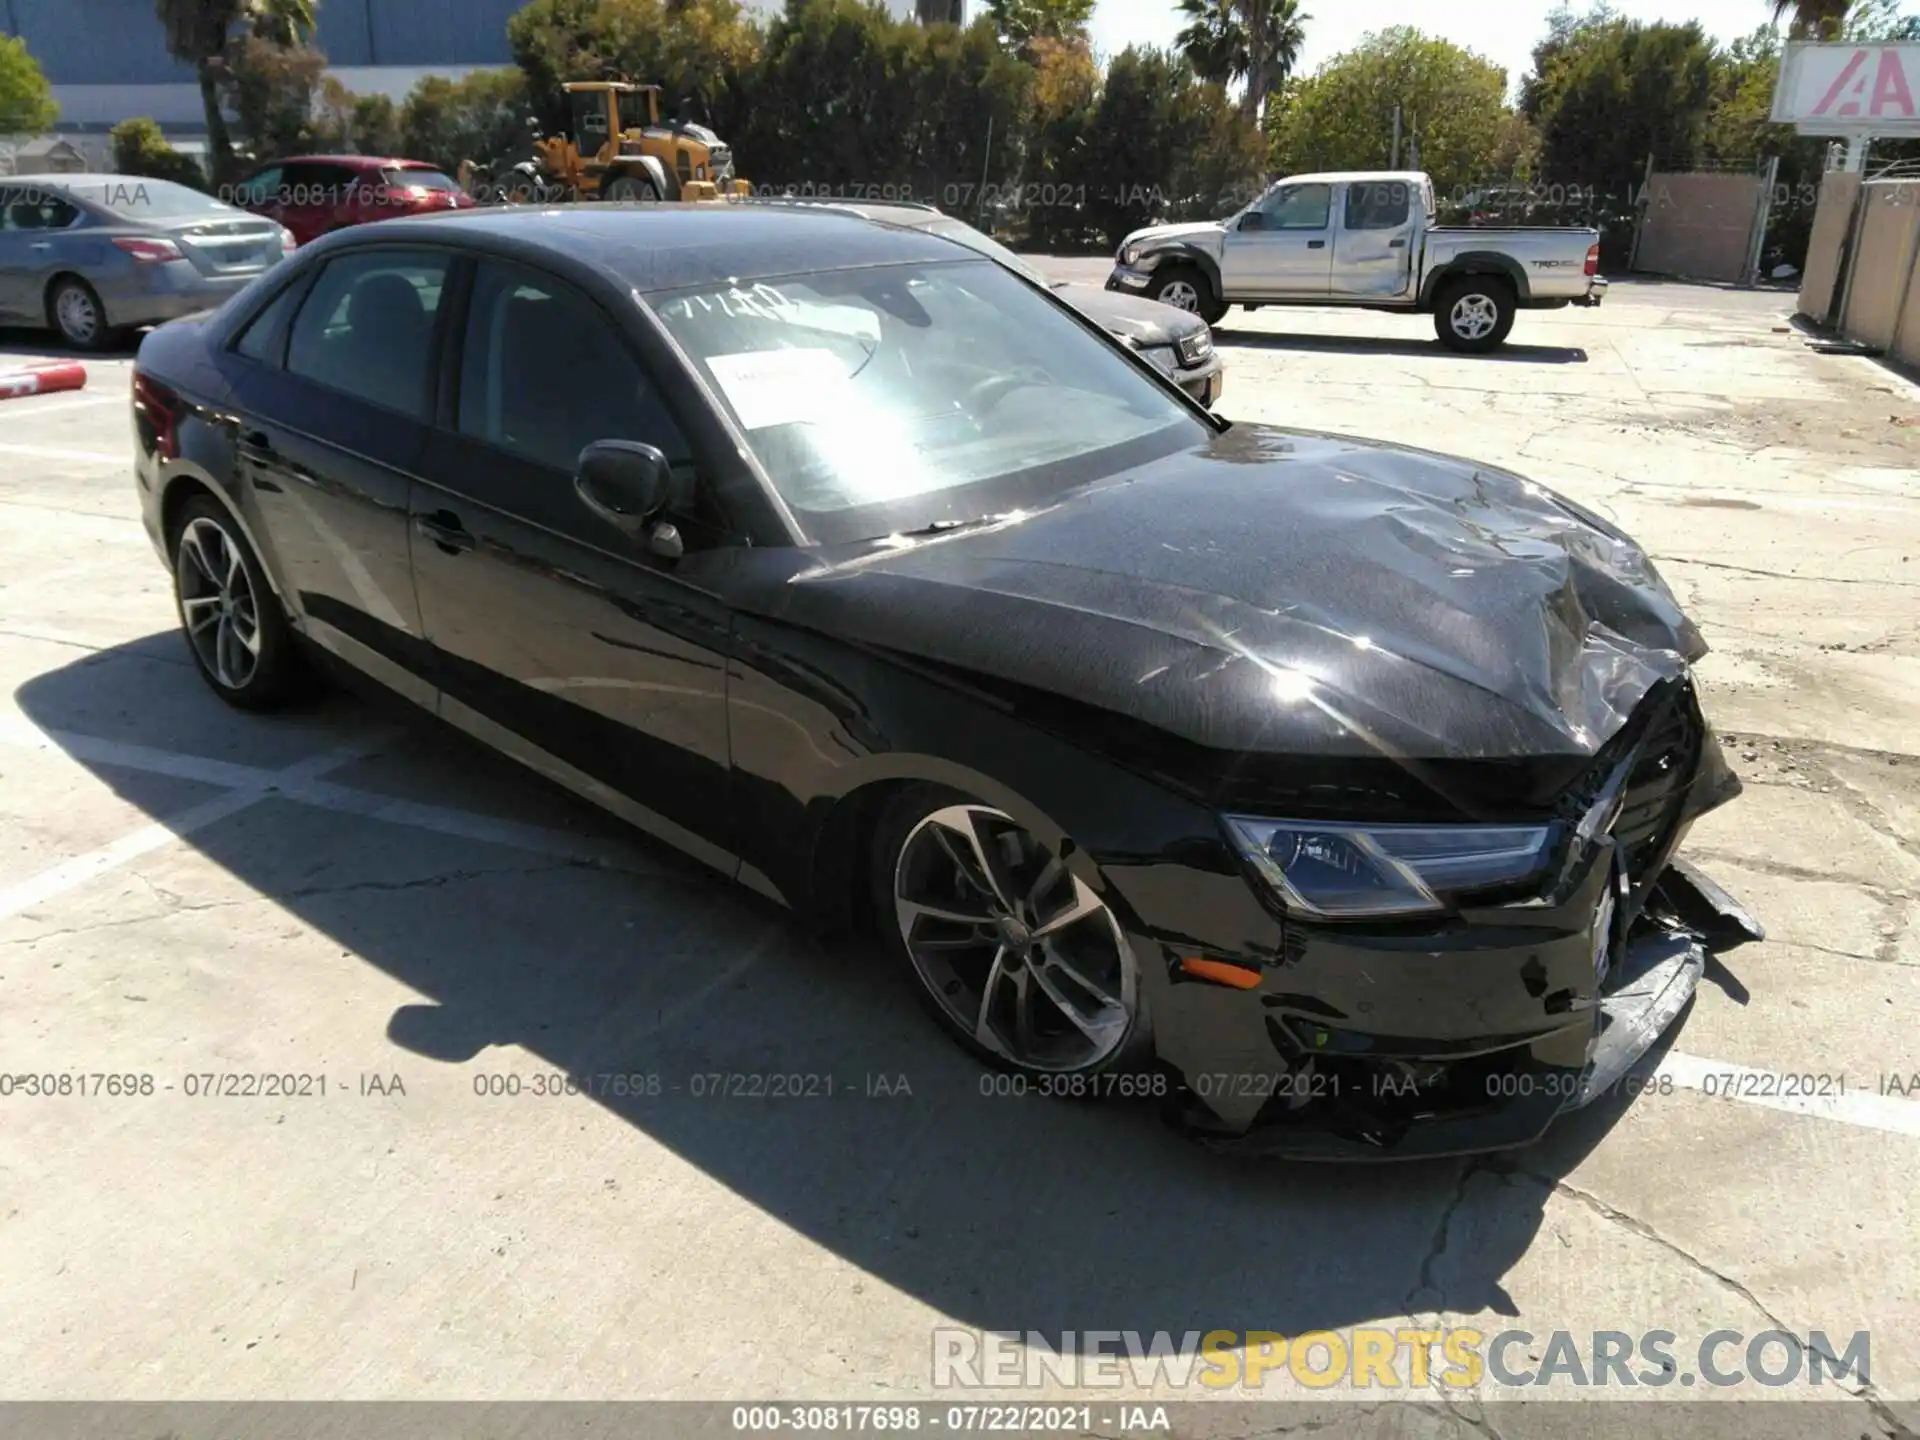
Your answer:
(15, 635), (1671, 1346)
(0, 326), (143, 361)
(1214, 329), (1589, 365)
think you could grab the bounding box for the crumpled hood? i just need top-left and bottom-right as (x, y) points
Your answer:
(1123, 220), (1225, 253)
(1052, 282), (1208, 345)
(774, 425), (1705, 765)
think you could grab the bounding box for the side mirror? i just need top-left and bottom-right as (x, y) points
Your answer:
(1238, 212), (1266, 233)
(574, 440), (669, 538)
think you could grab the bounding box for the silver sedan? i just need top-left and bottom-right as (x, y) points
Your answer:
(0, 173), (294, 350)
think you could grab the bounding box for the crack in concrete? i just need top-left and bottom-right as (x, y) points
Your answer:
(1501, 1167), (1917, 1437)
(1665, 556), (1920, 589)
(1405, 1157), (1489, 1316)
(1681, 846), (1913, 902)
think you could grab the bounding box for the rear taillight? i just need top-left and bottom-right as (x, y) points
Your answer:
(132, 369), (181, 461)
(1585, 243), (1600, 277)
(114, 236), (185, 264)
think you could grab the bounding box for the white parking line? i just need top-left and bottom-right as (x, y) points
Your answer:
(1655, 1052), (1920, 1138)
(0, 442), (127, 465)
(0, 736), (381, 922)
(4, 717), (1916, 1138)
(0, 390), (127, 418)
(0, 715), (655, 873)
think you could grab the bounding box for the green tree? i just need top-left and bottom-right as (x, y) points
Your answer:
(986, 0), (1095, 54)
(1268, 28), (1514, 198)
(398, 69), (535, 173)
(1174, 0), (1307, 122)
(1843, 0), (1920, 38)
(1522, 9), (1715, 202)
(0, 33), (59, 135)
(1770, 0), (1851, 38)
(221, 35), (329, 162)
(153, 0), (319, 184)
(506, 0), (763, 140)
(110, 116), (207, 187)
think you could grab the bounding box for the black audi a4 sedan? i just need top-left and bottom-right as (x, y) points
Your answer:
(132, 204), (1760, 1159)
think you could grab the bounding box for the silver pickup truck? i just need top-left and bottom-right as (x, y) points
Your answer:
(1107, 170), (1608, 353)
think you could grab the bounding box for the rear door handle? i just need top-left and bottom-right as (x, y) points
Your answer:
(415, 509), (476, 555)
(30, 242), (51, 251)
(1389, 239), (1408, 249)
(238, 429), (276, 459)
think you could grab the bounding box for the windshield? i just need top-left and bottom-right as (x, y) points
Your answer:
(920, 216), (1049, 287)
(652, 258), (1204, 545)
(384, 167), (462, 192)
(63, 178), (230, 219)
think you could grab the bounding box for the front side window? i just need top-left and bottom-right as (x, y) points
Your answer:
(235, 166), (283, 206)
(285, 250), (449, 418)
(652, 258), (1204, 545)
(1259, 183), (1333, 231)
(457, 260), (691, 476)
(1346, 181), (1411, 231)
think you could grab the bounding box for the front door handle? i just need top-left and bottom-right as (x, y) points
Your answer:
(1389, 238), (1408, 249)
(1307, 240), (1327, 249)
(415, 509), (476, 555)
(237, 428), (276, 459)
(30, 242), (52, 251)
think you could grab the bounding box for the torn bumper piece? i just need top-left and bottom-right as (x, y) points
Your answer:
(1164, 858), (1759, 1162)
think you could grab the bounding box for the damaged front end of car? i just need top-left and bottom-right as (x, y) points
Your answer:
(1150, 676), (1760, 1161)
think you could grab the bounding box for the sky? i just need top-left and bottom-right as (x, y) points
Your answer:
(1085, 0), (1790, 91)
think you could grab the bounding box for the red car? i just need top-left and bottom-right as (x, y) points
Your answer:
(229, 155), (475, 246)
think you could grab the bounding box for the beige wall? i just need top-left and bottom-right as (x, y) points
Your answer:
(1842, 182), (1920, 354)
(1798, 172), (1863, 325)
(1636, 172), (1765, 284)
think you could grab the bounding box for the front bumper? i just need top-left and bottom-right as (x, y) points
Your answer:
(1109, 685), (1755, 1160)
(105, 264), (259, 329)
(1176, 351), (1224, 407)
(1108, 264), (1152, 293)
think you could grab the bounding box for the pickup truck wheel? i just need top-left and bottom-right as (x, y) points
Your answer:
(1147, 265), (1226, 325)
(1434, 277), (1516, 353)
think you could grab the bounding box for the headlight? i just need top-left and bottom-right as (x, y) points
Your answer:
(1223, 817), (1555, 919)
(1177, 330), (1212, 364)
(1122, 245), (1142, 266)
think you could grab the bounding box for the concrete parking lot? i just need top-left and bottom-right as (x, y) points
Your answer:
(0, 277), (1917, 1436)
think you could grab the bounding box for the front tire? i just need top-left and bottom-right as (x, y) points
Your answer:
(872, 785), (1151, 1078)
(1146, 264), (1226, 326)
(49, 276), (114, 351)
(171, 496), (304, 710)
(1434, 275), (1516, 353)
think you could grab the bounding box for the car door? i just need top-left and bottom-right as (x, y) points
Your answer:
(1333, 179), (1417, 299)
(410, 257), (738, 873)
(277, 162), (352, 244)
(218, 245), (451, 706)
(1218, 181), (1336, 298)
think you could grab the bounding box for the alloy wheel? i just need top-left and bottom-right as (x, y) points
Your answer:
(54, 285), (101, 346)
(1450, 293), (1499, 341)
(1157, 280), (1200, 312)
(176, 516), (262, 691)
(893, 804), (1136, 1072)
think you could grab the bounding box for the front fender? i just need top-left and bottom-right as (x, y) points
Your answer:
(1135, 242), (1222, 296)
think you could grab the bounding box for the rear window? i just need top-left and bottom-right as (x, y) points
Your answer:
(62, 178), (228, 219)
(382, 168), (462, 193)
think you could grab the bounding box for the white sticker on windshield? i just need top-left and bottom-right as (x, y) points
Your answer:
(705, 348), (849, 430)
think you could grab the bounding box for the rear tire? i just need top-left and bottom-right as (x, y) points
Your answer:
(1147, 264), (1226, 326)
(1434, 275), (1516, 353)
(870, 783), (1152, 1080)
(170, 495), (306, 710)
(48, 276), (113, 351)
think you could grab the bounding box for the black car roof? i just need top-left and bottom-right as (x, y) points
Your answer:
(329, 203), (976, 293)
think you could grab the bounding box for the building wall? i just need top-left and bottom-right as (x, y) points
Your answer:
(1839, 180), (1920, 361)
(1634, 171), (1765, 285)
(1798, 172), (1863, 327)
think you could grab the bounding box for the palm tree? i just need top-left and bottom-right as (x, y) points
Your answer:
(154, 0), (317, 184)
(1175, 0), (1307, 123)
(1770, 0), (1851, 38)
